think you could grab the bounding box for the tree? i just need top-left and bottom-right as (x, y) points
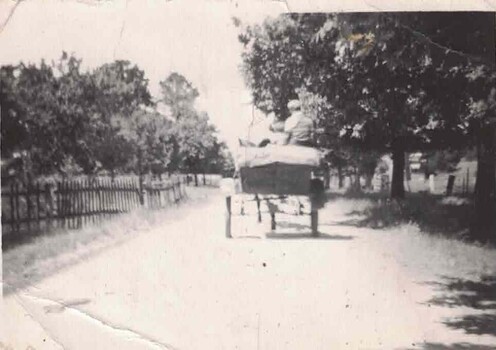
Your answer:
(0, 65), (26, 159)
(464, 64), (496, 240)
(119, 109), (175, 177)
(0, 53), (153, 177)
(3, 57), (85, 175)
(172, 111), (217, 184)
(159, 72), (199, 120)
(238, 15), (327, 120)
(87, 60), (153, 174)
(158, 72), (228, 182)
(313, 13), (481, 198)
(203, 140), (235, 176)
(239, 12), (496, 240)
(238, 13), (487, 199)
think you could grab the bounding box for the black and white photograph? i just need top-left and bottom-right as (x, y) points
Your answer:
(1, 1), (496, 349)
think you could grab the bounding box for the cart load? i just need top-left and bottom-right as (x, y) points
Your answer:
(236, 145), (322, 195)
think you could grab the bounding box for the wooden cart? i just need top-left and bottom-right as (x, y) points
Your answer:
(225, 161), (324, 238)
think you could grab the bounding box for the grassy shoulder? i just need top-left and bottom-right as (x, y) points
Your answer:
(326, 191), (496, 334)
(326, 190), (496, 279)
(331, 191), (480, 242)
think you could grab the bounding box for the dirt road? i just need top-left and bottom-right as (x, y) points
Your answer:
(3, 189), (496, 349)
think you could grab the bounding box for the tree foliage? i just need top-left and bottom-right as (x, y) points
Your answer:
(1, 55), (232, 181)
(159, 72), (199, 120)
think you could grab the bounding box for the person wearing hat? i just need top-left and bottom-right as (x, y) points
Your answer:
(283, 100), (315, 147)
(246, 100), (314, 148)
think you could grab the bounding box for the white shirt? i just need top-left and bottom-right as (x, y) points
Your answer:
(284, 111), (303, 133)
(284, 111), (314, 144)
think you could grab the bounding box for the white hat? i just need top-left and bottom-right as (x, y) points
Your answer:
(287, 100), (301, 111)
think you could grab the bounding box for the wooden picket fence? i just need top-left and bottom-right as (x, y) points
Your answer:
(1, 177), (186, 236)
(181, 173), (222, 187)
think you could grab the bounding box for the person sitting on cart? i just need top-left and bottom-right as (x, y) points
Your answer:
(240, 99), (315, 148)
(256, 100), (315, 148)
(283, 100), (315, 147)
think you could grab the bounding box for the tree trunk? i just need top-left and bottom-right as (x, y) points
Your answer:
(365, 173), (374, 190)
(353, 167), (361, 192)
(337, 164), (343, 189)
(391, 140), (405, 199)
(472, 125), (496, 242)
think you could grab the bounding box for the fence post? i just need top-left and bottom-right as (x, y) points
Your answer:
(104, 178), (109, 218)
(176, 181), (180, 200)
(68, 180), (74, 229)
(26, 182), (31, 231)
(77, 180), (83, 228)
(57, 182), (62, 228)
(172, 183), (177, 204)
(310, 198), (319, 237)
(270, 212), (276, 231)
(139, 174), (145, 206)
(36, 182), (41, 231)
(85, 178), (91, 225)
(255, 195), (262, 223)
(45, 183), (53, 232)
(124, 179), (130, 211)
(95, 178), (101, 222)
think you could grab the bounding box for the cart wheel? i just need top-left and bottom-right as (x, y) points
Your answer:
(226, 196), (232, 238)
(310, 209), (319, 237)
(310, 197), (319, 237)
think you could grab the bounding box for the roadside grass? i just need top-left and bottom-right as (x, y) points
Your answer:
(2, 187), (216, 294)
(376, 222), (496, 342)
(333, 192), (475, 240)
(327, 190), (496, 279)
(327, 190), (496, 338)
(378, 223), (496, 278)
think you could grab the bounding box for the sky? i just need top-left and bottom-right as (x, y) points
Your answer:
(0, 0), (287, 151)
(1, 0), (493, 152)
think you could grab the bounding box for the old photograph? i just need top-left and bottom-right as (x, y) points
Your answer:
(1, 1), (496, 349)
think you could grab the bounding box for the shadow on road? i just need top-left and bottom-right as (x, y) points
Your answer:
(267, 221), (355, 240)
(319, 219), (366, 227)
(424, 275), (496, 337)
(265, 232), (354, 240)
